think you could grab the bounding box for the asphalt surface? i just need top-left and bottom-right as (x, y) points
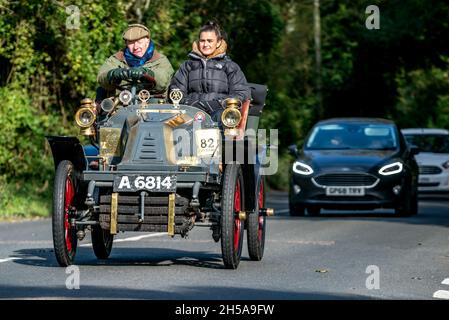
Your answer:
(0, 191), (449, 300)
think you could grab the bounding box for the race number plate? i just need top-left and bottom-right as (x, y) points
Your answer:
(325, 187), (365, 196)
(195, 129), (220, 157)
(113, 175), (177, 192)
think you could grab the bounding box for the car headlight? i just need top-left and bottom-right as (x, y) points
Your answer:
(221, 107), (242, 128)
(75, 107), (96, 128)
(378, 162), (403, 175)
(442, 160), (449, 169)
(119, 90), (132, 105)
(292, 161), (314, 175)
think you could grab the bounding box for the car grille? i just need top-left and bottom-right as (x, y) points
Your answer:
(99, 194), (189, 233)
(419, 166), (442, 175)
(137, 130), (163, 162)
(418, 182), (439, 187)
(313, 173), (378, 187)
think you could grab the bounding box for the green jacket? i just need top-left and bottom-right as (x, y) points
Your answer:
(97, 49), (174, 95)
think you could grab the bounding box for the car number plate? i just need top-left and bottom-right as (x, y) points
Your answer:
(325, 187), (365, 196)
(113, 175), (177, 192)
(195, 129), (220, 157)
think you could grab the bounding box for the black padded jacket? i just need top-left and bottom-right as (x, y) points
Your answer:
(169, 43), (250, 113)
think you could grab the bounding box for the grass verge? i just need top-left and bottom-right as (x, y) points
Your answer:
(0, 178), (51, 221)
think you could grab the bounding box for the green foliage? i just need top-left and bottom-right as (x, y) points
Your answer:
(0, 87), (56, 180)
(392, 58), (449, 128)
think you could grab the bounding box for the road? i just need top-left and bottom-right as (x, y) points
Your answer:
(0, 191), (448, 300)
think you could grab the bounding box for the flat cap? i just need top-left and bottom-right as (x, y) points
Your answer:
(122, 24), (150, 41)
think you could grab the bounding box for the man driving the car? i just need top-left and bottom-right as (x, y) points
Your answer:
(97, 23), (174, 96)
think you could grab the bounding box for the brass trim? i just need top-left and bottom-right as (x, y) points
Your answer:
(221, 108), (241, 128)
(110, 193), (118, 234)
(75, 107), (96, 128)
(138, 109), (185, 114)
(238, 211), (247, 221)
(80, 127), (95, 136)
(224, 128), (241, 136)
(165, 113), (193, 128)
(99, 128), (122, 158)
(168, 193), (175, 236)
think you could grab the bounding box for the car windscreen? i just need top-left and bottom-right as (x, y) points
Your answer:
(404, 134), (449, 153)
(305, 123), (398, 150)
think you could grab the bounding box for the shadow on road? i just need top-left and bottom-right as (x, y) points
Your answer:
(0, 284), (375, 300)
(11, 247), (229, 269)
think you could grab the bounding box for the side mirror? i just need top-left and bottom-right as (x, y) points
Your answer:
(288, 144), (299, 157)
(409, 144), (420, 156)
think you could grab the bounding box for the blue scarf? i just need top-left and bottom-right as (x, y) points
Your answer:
(124, 41), (155, 67)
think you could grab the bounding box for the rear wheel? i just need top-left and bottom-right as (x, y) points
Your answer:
(247, 178), (266, 261)
(52, 160), (78, 266)
(221, 163), (245, 269)
(91, 226), (114, 259)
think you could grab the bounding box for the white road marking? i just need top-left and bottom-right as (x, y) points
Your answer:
(0, 257), (22, 263)
(80, 232), (167, 247)
(269, 239), (335, 246)
(442, 278), (449, 285)
(433, 290), (449, 300)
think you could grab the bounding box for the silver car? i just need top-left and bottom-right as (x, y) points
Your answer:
(402, 128), (449, 193)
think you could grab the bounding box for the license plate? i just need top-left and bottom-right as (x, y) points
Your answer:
(113, 175), (177, 192)
(325, 187), (365, 196)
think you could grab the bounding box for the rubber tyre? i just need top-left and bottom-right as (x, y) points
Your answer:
(308, 207), (321, 216)
(395, 189), (418, 217)
(91, 225), (114, 259)
(52, 160), (78, 266)
(221, 163), (245, 269)
(247, 178), (266, 261)
(289, 203), (305, 216)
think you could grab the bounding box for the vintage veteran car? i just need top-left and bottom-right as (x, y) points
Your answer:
(46, 76), (273, 269)
(288, 118), (419, 217)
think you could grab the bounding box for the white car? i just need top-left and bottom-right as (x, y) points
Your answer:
(402, 128), (449, 193)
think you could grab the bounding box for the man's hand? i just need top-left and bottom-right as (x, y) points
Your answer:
(106, 67), (155, 84)
(128, 67), (155, 81)
(106, 68), (129, 84)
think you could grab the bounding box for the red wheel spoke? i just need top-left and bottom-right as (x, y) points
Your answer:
(64, 176), (74, 253)
(233, 179), (242, 252)
(258, 180), (264, 242)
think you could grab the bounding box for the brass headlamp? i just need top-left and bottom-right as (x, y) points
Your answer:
(75, 98), (96, 136)
(221, 98), (242, 136)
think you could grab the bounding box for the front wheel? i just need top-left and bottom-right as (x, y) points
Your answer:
(395, 189), (418, 217)
(91, 226), (114, 259)
(221, 163), (245, 269)
(247, 178), (266, 261)
(52, 160), (78, 266)
(289, 203), (305, 216)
